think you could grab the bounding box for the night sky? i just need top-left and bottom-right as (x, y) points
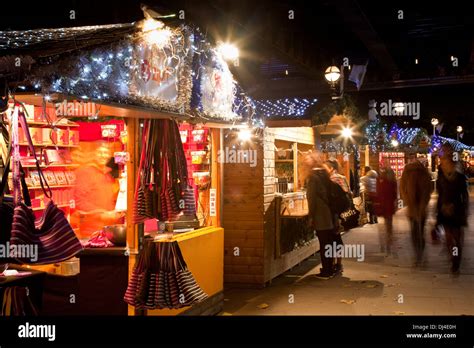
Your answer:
(1, 0), (472, 144)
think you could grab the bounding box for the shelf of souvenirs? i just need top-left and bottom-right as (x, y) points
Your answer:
(2, 194), (73, 211)
(25, 120), (80, 128)
(21, 164), (80, 169)
(28, 185), (75, 190)
(32, 203), (71, 211)
(18, 143), (80, 148)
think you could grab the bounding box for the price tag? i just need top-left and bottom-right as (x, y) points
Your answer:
(210, 189), (217, 217)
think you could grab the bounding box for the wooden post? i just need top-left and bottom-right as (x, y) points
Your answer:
(126, 118), (139, 251)
(210, 128), (221, 227)
(275, 195), (282, 258)
(292, 142), (298, 191)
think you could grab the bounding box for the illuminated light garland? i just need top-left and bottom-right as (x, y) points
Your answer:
(430, 135), (474, 153)
(2, 22), (255, 122)
(0, 24), (135, 49)
(388, 124), (429, 146)
(255, 98), (318, 118)
(364, 120), (389, 151)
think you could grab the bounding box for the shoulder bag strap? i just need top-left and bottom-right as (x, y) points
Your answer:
(15, 103), (52, 200)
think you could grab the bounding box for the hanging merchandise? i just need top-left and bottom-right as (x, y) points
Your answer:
(133, 119), (196, 224)
(115, 173), (127, 212)
(124, 239), (208, 309)
(0, 286), (38, 316)
(8, 105), (83, 265)
(0, 129), (33, 249)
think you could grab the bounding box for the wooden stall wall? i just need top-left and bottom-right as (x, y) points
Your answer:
(263, 127), (318, 283)
(222, 130), (265, 287)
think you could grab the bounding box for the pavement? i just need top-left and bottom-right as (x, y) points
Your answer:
(222, 194), (474, 315)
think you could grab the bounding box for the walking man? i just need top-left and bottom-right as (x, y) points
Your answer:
(436, 144), (469, 274)
(400, 159), (433, 266)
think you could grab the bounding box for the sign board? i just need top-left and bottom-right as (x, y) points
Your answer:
(129, 43), (179, 101)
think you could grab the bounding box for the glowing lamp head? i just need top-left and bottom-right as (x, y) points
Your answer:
(391, 139), (399, 147)
(393, 102), (405, 115)
(457, 126), (463, 133)
(238, 128), (252, 142)
(218, 43), (239, 61)
(431, 118), (439, 126)
(341, 127), (353, 139)
(324, 66), (341, 83)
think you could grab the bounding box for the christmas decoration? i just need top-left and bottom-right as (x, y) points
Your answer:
(1, 21), (255, 123)
(255, 98), (317, 118)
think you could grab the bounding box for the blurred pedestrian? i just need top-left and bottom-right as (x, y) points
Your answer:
(324, 159), (351, 275)
(400, 160), (433, 266)
(376, 162), (398, 254)
(305, 153), (335, 279)
(436, 144), (469, 274)
(360, 166), (378, 224)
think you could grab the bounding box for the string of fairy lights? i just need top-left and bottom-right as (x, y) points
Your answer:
(254, 98), (317, 118)
(1, 19), (257, 125)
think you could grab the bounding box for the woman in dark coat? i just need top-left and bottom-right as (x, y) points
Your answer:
(305, 153), (335, 279)
(437, 144), (469, 274)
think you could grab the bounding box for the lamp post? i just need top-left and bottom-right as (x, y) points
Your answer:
(431, 118), (439, 137)
(456, 125), (463, 141)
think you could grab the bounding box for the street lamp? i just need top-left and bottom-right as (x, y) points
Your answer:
(341, 126), (353, 139)
(218, 42), (239, 62)
(324, 66), (341, 85)
(238, 128), (252, 142)
(393, 102), (405, 115)
(431, 118), (439, 137)
(456, 125), (463, 141)
(391, 139), (399, 148)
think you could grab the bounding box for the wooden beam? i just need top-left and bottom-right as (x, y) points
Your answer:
(126, 118), (139, 252)
(265, 119), (312, 128)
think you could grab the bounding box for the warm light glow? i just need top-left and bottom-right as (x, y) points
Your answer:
(218, 43), (239, 61)
(238, 128), (252, 142)
(457, 126), (463, 133)
(393, 102), (405, 114)
(341, 127), (353, 139)
(145, 27), (172, 48)
(142, 18), (164, 32)
(391, 139), (399, 147)
(431, 118), (439, 126)
(324, 66), (341, 83)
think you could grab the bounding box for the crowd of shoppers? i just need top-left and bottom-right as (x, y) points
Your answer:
(305, 144), (469, 278)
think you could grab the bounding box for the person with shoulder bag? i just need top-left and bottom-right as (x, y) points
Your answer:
(305, 153), (336, 279)
(324, 159), (352, 275)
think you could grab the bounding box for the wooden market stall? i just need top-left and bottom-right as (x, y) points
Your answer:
(222, 113), (369, 287)
(1, 19), (252, 315)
